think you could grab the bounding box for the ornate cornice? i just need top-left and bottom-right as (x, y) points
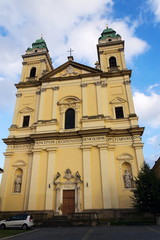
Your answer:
(3, 127), (144, 146)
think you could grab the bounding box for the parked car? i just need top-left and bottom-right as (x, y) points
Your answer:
(0, 214), (34, 230)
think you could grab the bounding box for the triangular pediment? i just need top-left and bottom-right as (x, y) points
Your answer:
(41, 60), (102, 80)
(19, 107), (34, 113)
(110, 97), (126, 104)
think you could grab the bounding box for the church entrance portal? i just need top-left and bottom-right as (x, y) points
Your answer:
(62, 190), (75, 215)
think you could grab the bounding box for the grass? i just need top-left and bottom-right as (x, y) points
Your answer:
(0, 229), (28, 238)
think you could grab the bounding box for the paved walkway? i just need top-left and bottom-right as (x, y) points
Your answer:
(4, 226), (160, 240)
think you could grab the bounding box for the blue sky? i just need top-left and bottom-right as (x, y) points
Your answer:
(0, 0), (160, 171)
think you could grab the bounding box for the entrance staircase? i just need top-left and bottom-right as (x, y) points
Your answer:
(40, 213), (98, 228)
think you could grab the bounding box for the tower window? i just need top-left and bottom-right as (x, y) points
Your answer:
(109, 56), (117, 68)
(22, 115), (30, 127)
(29, 67), (36, 78)
(115, 107), (124, 119)
(65, 108), (75, 129)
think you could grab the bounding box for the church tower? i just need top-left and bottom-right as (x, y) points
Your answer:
(0, 27), (144, 218)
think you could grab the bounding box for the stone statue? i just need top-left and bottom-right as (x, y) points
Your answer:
(123, 170), (132, 188)
(14, 175), (22, 193)
(75, 171), (83, 182)
(55, 172), (61, 181)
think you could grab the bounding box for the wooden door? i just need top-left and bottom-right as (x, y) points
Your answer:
(63, 190), (75, 215)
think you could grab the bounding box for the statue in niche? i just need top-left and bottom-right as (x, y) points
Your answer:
(123, 169), (132, 188)
(14, 175), (22, 193)
(75, 171), (83, 182)
(63, 168), (74, 180)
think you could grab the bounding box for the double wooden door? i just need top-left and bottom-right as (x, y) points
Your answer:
(62, 190), (75, 215)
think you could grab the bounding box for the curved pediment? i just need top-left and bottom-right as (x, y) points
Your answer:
(58, 96), (81, 105)
(117, 153), (133, 161)
(12, 160), (27, 167)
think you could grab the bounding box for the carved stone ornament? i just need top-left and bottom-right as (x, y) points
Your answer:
(75, 171), (83, 182)
(54, 172), (61, 184)
(63, 168), (74, 180)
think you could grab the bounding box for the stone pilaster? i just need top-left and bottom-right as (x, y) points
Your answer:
(28, 150), (41, 210)
(38, 88), (46, 121)
(35, 90), (41, 122)
(98, 145), (112, 208)
(51, 87), (59, 120)
(11, 93), (22, 127)
(95, 81), (102, 115)
(124, 79), (136, 115)
(133, 143), (144, 170)
(81, 145), (92, 209)
(45, 148), (57, 210)
(0, 152), (13, 211)
(81, 83), (88, 117)
(23, 151), (33, 210)
(107, 145), (119, 208)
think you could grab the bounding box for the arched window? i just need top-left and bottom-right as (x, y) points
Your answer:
(109, 56), (117, 68)
(65, 108), (75, 129)
(29, 67), (36, 78)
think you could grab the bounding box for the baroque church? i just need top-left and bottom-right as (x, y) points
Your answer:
(0, 27), (144, 217)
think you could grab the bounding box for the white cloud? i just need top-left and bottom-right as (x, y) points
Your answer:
(148, 0), (160, 21)
(133, 90), (160, 128)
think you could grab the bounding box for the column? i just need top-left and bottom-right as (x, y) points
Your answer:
(45, 148), (57, 210)
(28, 150), (41, 210)
(124, 80), (136, 115)
(11, 93), (22, 127)
(107, 145), (119, 208)
(133, 143), (144, 170)
(38, 88), (46, 121)
(81, 145), (92, 209)
(81, 83), (88, 117)
(0, 152), (13, 211)
(95, 81), (103, 115)
(99, 145), (112, 208)
(51, 87), (59, 120)
(34, 90), (41, 122)
(23, 151), (33, 210)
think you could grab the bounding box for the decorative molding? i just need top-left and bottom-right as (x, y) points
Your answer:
(80, 83), (88, 87)
(16, 93), (22, 98)
(12, 160), (27, 167)
(41, 88), (46, 92)
(110, 97), (126, 104)
(53, 86), (59, 91)
(19, 107), (34, 113)
(36, 90), (41, 95)
(22, 62), (27, 65)
(40, 59), (45, 62)
(101, 81), (107, 87)
(123, 80), (131, 85)
(117, 153), (133, 161)
(94, 81), (101, 86)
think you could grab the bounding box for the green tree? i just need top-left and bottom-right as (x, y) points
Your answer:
(131, 162), (160, 216)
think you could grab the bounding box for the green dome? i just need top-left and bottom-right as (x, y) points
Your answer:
(27, 37), (47, 51)
(99, 27), (121, 40)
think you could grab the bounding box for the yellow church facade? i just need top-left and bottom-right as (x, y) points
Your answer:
(0, 27), (144, 216)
